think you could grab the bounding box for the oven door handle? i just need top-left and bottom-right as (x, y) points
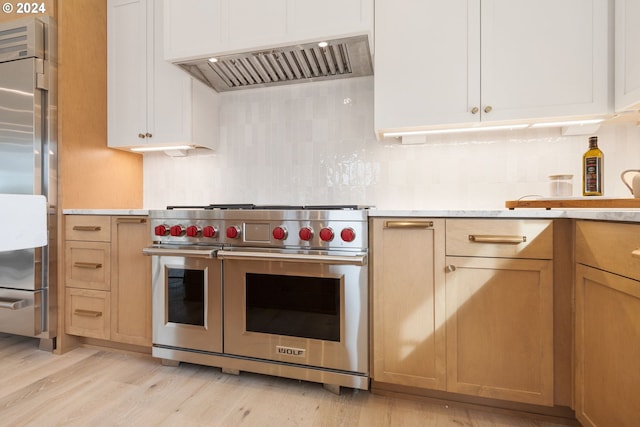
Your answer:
(142, 247), (217, 259)
(216, 250), (367, 266)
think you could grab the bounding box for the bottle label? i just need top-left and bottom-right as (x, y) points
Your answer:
(584, 157), (602, 193)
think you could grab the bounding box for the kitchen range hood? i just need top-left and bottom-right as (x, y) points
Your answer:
(174, 35), (373, 92)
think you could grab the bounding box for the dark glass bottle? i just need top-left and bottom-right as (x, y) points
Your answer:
(582, 136), (603, 196)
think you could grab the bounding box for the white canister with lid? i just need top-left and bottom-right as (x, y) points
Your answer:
(549, 174), (573, 197)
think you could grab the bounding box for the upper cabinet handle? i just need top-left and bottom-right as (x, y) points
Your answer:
(484, 105), (493, 113)
(471, 106), (479, 114)
(468, 234), (526, 244)
(72, 225), (101, 231)
(384, 221), (434, 229)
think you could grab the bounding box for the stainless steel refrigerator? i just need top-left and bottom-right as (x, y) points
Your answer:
(0, 17), (57, 350)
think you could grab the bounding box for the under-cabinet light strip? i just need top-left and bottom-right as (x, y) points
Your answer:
(130, 145), (195, 152)
(382, 119), (605, 138)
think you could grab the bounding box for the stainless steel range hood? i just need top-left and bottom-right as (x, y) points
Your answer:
(174, 35), (372, 92)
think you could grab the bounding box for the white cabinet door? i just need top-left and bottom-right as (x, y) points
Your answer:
(481, 0), (610, 122)
(374, 0), (481, 133)
(374, 0), (611, 138)
(164, 0), (373, 61)
(163, 0), (222, 61)
(615, 0), (640, 112)
(107, 0), (148, 147)
(108, 0), (218, 150)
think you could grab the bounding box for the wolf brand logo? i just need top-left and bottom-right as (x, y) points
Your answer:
(276, 345), (306, 357)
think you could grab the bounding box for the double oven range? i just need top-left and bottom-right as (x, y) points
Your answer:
(143, 204), (370, 391)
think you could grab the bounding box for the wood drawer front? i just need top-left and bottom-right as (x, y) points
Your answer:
(576, 220), (640, 281)
(65, 241), (111, 290)
(65, 215), (111, 242)
(446, 219), (553, 259)
(65, 288), (110, 340)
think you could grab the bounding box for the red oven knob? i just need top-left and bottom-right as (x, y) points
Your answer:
(340, 227), (356, 242)
(319, 227), (334, 242)
(186, 225), (201, 237)
(299, 226), (313, 241)
(226, 226), (241, 239)
(202, 225), (217, 238)
(154, 224), (170, 236)
(273, 226), (288, 240)
(170, 225), (185, 236)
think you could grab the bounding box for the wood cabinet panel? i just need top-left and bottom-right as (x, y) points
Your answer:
(65, 241), (111, 291)
(446, 219), (553, 259)
(445, 256), (554, 406)
(576, 220), (640, 282)
(110, 217), (151, 346)
(371, 218), (447, 390)
(65, 288), (111, 340)
(65, 215), (111, 242)
(575, 264), (640, 427)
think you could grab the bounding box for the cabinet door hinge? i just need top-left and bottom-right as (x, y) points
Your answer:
(35, 58), (49, 91)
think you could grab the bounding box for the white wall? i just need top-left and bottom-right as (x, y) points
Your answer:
(143, 77), (640, 210)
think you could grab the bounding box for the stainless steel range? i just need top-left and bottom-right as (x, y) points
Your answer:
(143, 205), (370, 392)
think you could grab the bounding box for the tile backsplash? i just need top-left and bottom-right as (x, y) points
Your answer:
(143, 76), (640, 210)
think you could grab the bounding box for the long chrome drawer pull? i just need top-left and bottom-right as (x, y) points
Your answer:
(217, 250), (367, 266)
(73, 262), (102, 269)
(0, 298), (28, 310)
(142, 247), (217, 259)
(384, 221), (434, 229)
(115, 218), (146, 224)
(74, 309), (102, 317)
(72, 225), (101, 231)
(468, 235), (527, 244)
(632, 249), (640, 259)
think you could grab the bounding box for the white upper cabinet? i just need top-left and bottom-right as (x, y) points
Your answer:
(374, 0), (612, 138)
(108, 0), (218, 151)
(615, 0), (640, 112)
(163, 0), (374, 61)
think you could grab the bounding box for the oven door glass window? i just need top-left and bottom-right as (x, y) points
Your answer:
(167, 268), (205, 326)
(245, 273), (340, 342)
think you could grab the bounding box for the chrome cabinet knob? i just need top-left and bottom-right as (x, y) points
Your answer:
(484, 105), (493, 113)
(471, 107), (479, 114)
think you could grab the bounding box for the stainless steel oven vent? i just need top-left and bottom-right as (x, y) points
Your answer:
(175, 35), (372, 92)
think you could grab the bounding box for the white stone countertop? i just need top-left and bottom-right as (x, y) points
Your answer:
(368, 209), (640, 222)
(64, 208), (640, 223)
(63, 209), (149, 216)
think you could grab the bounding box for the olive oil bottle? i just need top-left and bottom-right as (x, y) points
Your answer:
(582, 136), (603, 196)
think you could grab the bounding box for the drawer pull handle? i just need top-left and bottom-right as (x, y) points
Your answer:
(72, 226), (102, 232)
(73, 262), (102, 269)
(384, 221), (434, 229)
(74, 309), (102, 317)
(468, 234), (526, 244)
(116, 218), (146, 224)
(632, 249), (640, 259)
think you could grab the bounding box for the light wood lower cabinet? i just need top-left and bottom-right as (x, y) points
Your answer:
(371, 218), (447, 390)
(110, 216), (152, 346)
(371, 218), (557, 408)
(445, 219), (554, 407)
(64, 215), (151, 347)
(444, 256), (553, 406)
(575, 221), (640, 427)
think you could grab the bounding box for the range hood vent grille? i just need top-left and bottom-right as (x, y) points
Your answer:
(176, 35), (372, 92)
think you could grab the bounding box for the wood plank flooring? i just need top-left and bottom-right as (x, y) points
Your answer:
(0, 333), (572, 427)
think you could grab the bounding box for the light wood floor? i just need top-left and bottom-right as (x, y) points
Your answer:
(0, 333), (572, 427)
